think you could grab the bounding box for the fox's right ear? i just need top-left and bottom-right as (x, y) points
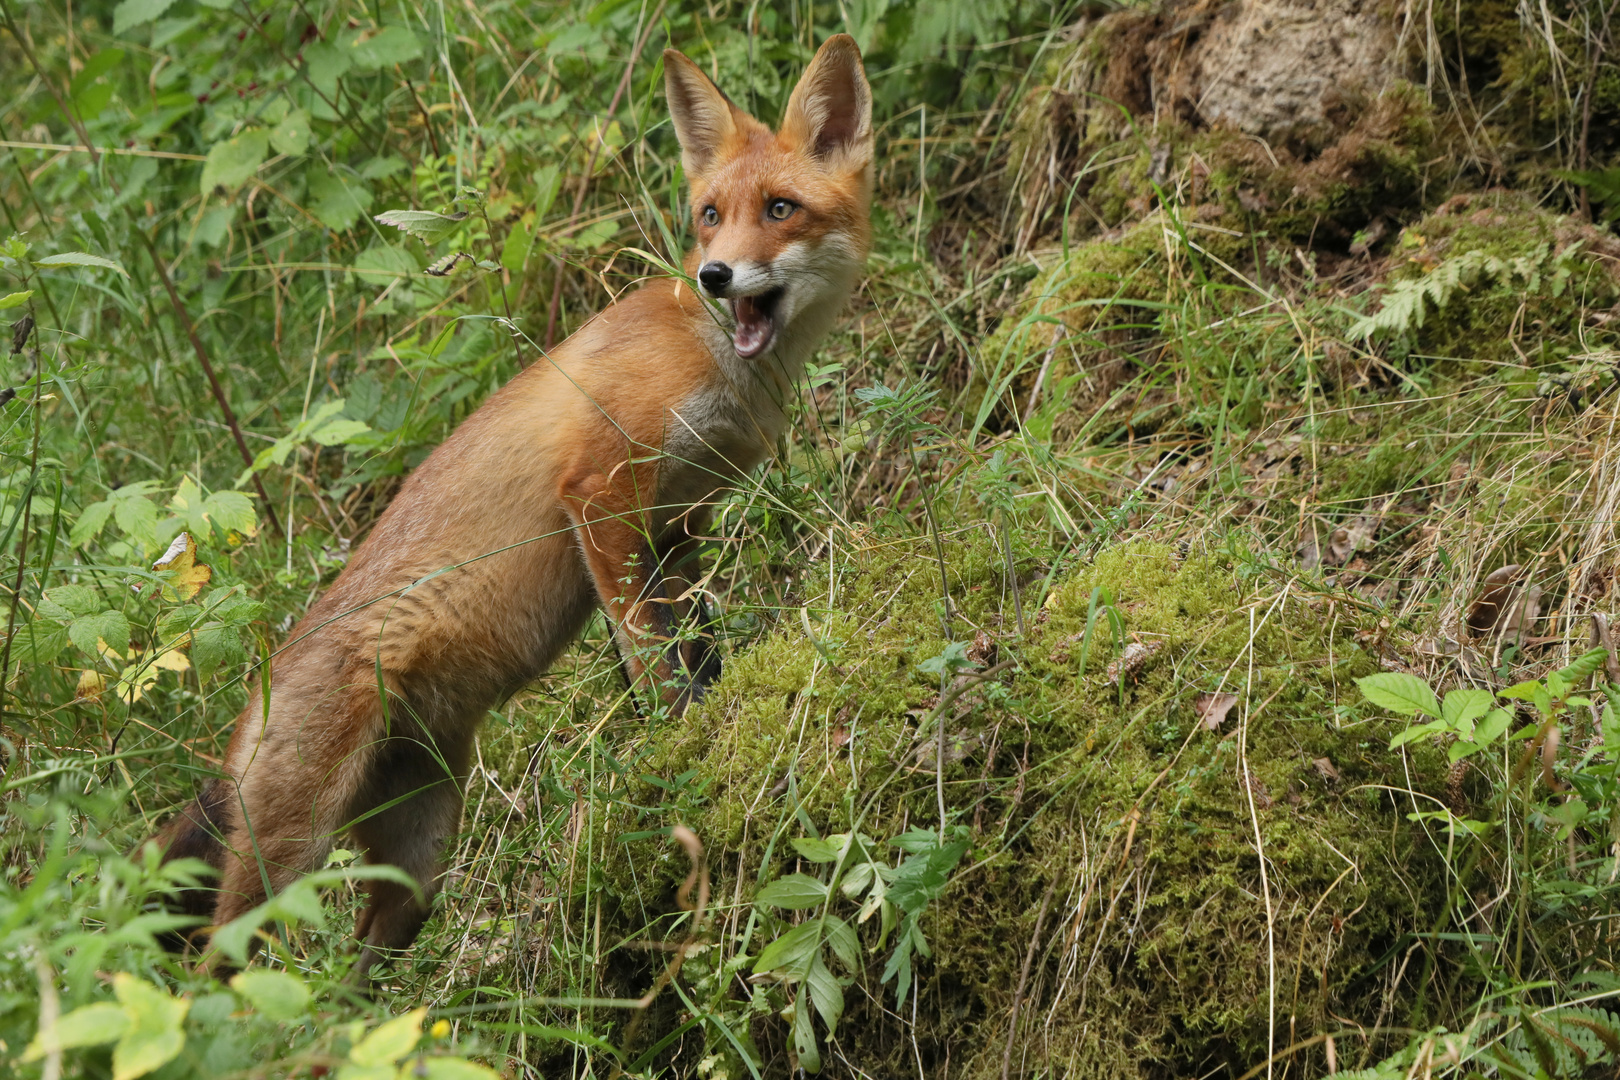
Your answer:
(664, 50), (740, 179)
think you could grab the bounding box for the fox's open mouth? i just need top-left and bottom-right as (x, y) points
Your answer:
(730, 287), (783, 359)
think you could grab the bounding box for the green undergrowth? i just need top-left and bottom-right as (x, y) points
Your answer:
(491, 538), (1452, 1078)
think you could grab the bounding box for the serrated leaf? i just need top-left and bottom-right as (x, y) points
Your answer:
(15, 620), (68, 665)
(45, 584), (102, 618)
(152, 532), (211, 601)
(69, 610), (130, 660)
(375, 208), (469, 245)
(269, 108), (311, 157)
(350, 1007), (426, 1066)
(230, 969), (309, 1020)
(1355, 673), (1440, 718)
(201, 490), (257, 538)
(190, 624), (245, 681)
(199, 129), (269, 195)
(35, 252), (128, 276)
(22, 1001), (129, 1060)
(756, 874), (828, 910)
(70, 499), (115, 546)
(0, 290), (33, 310)
(113, 490), (159, 548)
(112, 973), (189, 1080)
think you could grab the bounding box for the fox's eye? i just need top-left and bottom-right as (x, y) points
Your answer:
(767, 199), (795, 221)
(702, 206), (719, 227)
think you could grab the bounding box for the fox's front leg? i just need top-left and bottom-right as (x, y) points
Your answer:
(562, 472), (710, 713)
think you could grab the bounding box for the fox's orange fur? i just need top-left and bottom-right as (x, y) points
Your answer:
(151, 35), (873, 979)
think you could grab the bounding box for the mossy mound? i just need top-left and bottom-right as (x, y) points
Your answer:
(1369, 189), (1620, 367)
(523, 538), (1452, 1078)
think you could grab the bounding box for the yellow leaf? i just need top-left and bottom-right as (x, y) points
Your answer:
(152, 532), (212, 601)
(151, 649), (190, 673)
(76, 669), (106, 701)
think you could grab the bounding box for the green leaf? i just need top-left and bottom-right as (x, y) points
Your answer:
(805, 954), (845, 1036)
(1388, 719), (1447, 750)
(0, 290), (32, 310)
(1499, 680), (1541, 701)
(113, 489), (159, 548)
(71, 499), (115, 546)
(22, 1001), (129, 1061)
(822, 915), (859, 971)
(201, 490), (257, 537)
(112, 0), (178, 33)
(1355, 673), (1440, 718)
(112, 973), (189, 1080)
(199, 129), (269, 195)
(35, 252), (129, 276)
(353, 244), (418, 284)
(309, 171), (374, 232)
(1441, 688), (1494, 737)
(44, 584), (102, 619)
(269, 108), (311, 157)
(500, 219), (532, 272)
(190, 624), (245, 682)
(15, 620), (69, 665)
(791, 836), (841, 864)
(230, 969), (310, 1020)
(887, 839), (969, 913)
(349, 26), (423, 70)
(310, 419), (371, 446)
(1557, 646), (1611, 685)
(756, 874), (829, 910)
(69, 610), (131, 660)
(375, 208), (470, 246)
(1474, 707), (1513, 746)
(791, 989), (822, 1073)
(304, 40), (353, 98)
(754, 922), (822, 978)
(350, 1007), (426, 1066)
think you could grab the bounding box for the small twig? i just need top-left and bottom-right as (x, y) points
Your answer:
(135, 231), (284, 537)
(1000, 878), (1058, 1080)
(544, 0), (667, 350)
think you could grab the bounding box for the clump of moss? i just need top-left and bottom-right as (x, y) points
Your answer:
(1375, 190), (1620, 366)
(532, 538), (1453, 1078)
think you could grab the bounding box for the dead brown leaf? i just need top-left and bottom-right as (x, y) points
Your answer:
(1312, 757), (1341, 782)
(1467, 564), (1523, 637)
(1498, 583), (1543, 652)
(1195, 692), (1239, 730)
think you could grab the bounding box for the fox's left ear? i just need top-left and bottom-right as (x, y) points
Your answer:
(781, 34), (872, 172)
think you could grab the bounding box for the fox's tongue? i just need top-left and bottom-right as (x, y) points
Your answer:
(732, 295), (775, 359)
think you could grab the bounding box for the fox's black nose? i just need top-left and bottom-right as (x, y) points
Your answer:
(698, 261), (732, 295)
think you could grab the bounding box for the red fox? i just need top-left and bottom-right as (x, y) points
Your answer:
(151, 35), (873, 979)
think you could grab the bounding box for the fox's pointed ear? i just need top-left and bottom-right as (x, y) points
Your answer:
(664, 50), (740, 179)
(781, 34), (872, 171)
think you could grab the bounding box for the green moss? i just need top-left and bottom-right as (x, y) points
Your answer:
(527, 538), (1451, 1078)
(1383, 190), (1620, 366)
